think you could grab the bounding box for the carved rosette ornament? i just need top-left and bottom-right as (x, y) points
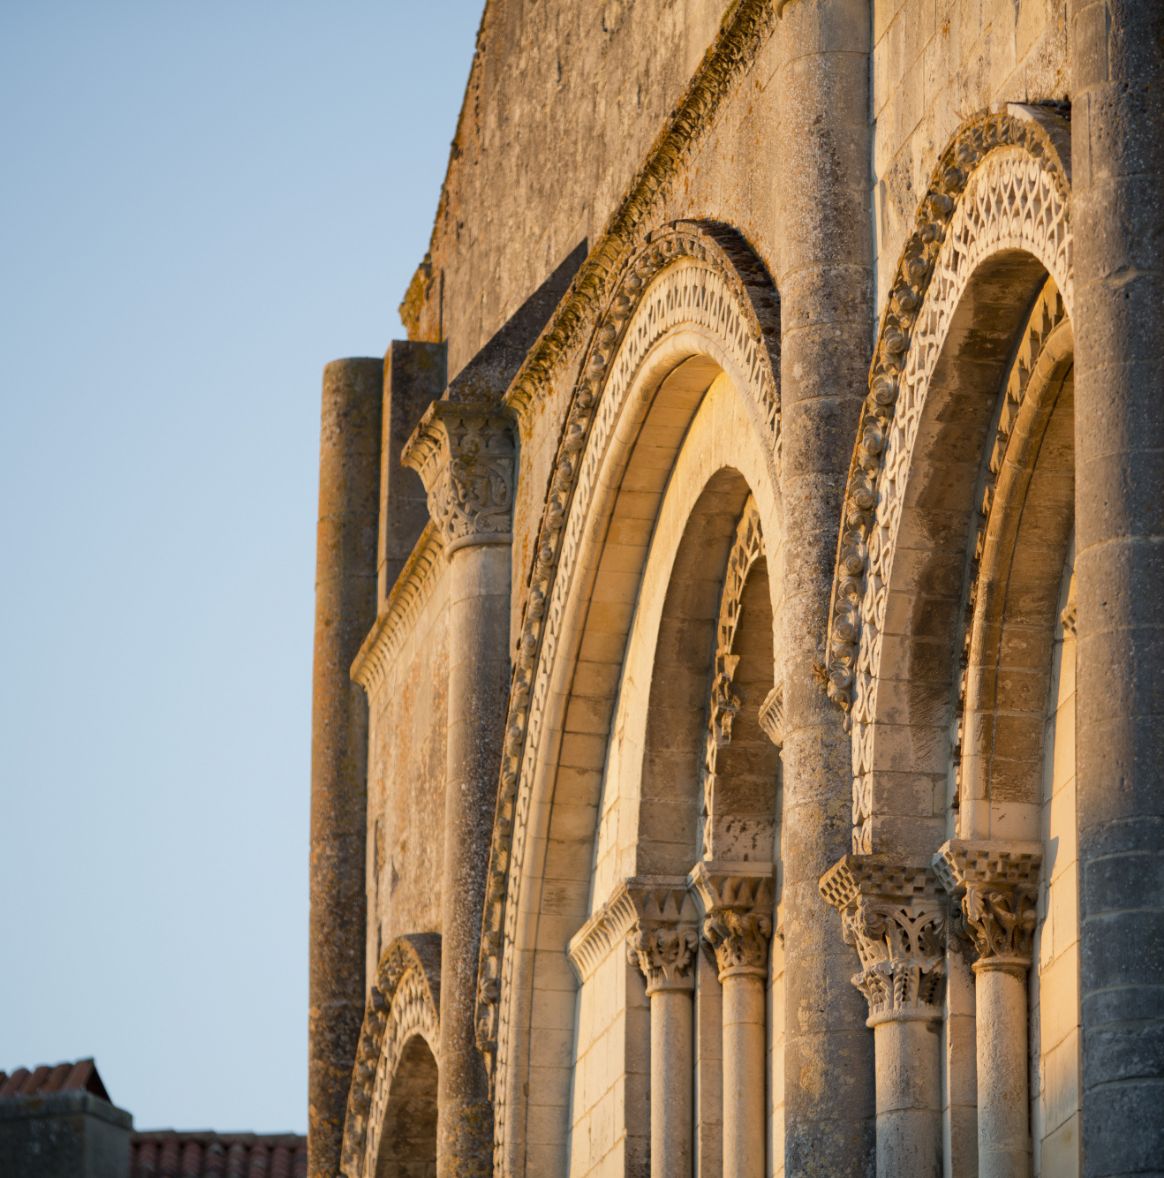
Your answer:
(820, 856), (947, 1026)
(934, 840), (1042, 976)
(690, 861), (775, 980)
(401, 401), (515, 553)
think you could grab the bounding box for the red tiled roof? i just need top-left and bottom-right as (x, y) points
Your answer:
(0, 1058), (110, 1101)
(130, 1131), (307, 1178)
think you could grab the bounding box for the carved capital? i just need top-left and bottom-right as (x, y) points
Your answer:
(820, 855), (947, 1026)
(402, 401), (515, 552)
(690, 861), (774, 980)
(934, 840), (1042, 974)
(623, 878), (699, 994)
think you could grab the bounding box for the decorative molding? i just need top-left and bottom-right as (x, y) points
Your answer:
(701, 497), (766, 853)
(568, 875), (697, 992)
(340, 934), (441, 1178)
(690, 860), (775, 980)
(477, 221), (782, 1108)
(402, 402), (515, 554)
(350, 523), (446, 693)
(819, 106), (1073, 854)
(758, 682), (784, 748)
(567, 886), (640, 984)
(500, 0), (780, 427)
(934, 840), (1042, 974)
(820, 855), (946, 1026)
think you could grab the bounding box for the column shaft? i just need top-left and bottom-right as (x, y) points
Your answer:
(438, 542), (510, 1178)
(651, 987), (694, 1178)
(975, 967), (1031, 1178)
(722, 974), (767, 1178)
(308, 358), (383, 1178)
(773, 2), (876, 1169)
(872, 1020), (942, 1178)
(1069, 4), (1164, 1174)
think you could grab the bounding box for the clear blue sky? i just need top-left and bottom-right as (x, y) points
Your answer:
(1, 1), (482, 1135)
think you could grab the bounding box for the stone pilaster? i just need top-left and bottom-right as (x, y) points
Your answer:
(1068, 5), (1164, 1173)
(403, 399), (515, 1178)
(820, 856), (945, 1178)
(691, 862), (774, 1178)
(772, 0), (876, 1169)
(625, 880), (699, 1178)
(308, 358), (383, 1178)
(936, 841), (1041, 1178)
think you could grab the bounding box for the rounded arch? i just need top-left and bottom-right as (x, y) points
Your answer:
(958, 282), (1074, 838)
(340, 934), (441, 1178)
(373, 1036), (438, 1178)
(821, 106), (1073, 854)
(477, 221), (782, 1173)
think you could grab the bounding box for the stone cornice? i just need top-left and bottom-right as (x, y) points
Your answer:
(501, 0), (780, 427)
(567, 876), (695, 984)
(758, 682), (784, 748)
(350, 523), (446, 694)
(402, 400), (515, 554)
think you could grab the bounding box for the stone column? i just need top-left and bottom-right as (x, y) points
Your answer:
(309, 358), (383, 1178)
(820, 856), (947, 1178)
(403, 400), (514, 1178)
(691, 862), (774, 1178)
(625, 882), (700, 1178)
(1068, 5), (1164, 1174)
(772, 1), (876, 1169)
(935, 841), (1042, 1178)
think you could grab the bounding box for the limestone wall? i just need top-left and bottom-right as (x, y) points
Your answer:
(365, 569), (450, 976)
(408, 0), (724, 376)
(872, 0), (1068, 306)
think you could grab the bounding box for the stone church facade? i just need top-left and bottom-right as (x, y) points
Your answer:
(307, 3), (1163, 1176)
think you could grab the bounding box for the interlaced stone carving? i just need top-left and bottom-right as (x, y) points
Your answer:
(820, 107), (1074, 854)
(701, 497), (766, 852)
(340, 934), (441, 1178)
(934, 840), (1042, 974)
(477, 220), (782, 1112)
(690, 861), (775, 980)
(820, 856), (946, 1025)
(402, 402), (515, 552)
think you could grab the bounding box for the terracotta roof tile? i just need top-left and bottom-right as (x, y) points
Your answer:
(0, 1058), (109, 1101)
(130, 1132), (306, 1178)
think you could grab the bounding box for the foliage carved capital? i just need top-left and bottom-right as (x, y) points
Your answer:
(820, 855), (946, 1025)
(934, 840), (1042, 974)
(402, 401), (515, 552)
(690, 860), (774, 980)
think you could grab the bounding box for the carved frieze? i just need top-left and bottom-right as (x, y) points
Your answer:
(934, 840), (1042, 974)
(690, 861), (775, 980)
(820, 855), (947, 1026)
(402, 401), (515, 553)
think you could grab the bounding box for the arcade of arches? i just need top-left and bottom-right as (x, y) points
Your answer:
(308, 5), (1164, 1177)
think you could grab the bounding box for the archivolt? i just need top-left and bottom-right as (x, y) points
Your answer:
(822, 106), (1073, 853)
(340, 933), (440, 1178)
(475, 221), (781, 1090)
